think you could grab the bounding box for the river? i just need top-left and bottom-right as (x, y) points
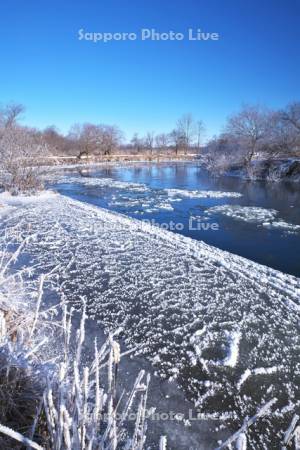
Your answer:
(49, 161), (300, 277)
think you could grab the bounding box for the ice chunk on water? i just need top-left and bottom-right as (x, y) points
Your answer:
(46, 173), (244, 215)
(206, 204), (300, 232)
(263, 220), (300, 232)
(166, 188), (242, 199)
(46, 174), (149, 192)
(206, 205), (278, 222)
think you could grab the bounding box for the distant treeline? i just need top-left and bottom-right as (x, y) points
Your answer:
(0, 107), (205, 160)
(37, 113), (206, 159)
(1, 101), (300, 166)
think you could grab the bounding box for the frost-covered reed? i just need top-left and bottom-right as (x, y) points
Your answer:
(0, 228), (154, 449)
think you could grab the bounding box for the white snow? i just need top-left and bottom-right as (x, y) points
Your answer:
(1, 191), (300, 449)
(237, 369), (252, 390)
(0, 190), (58, 205)
(236, 433), (247, 450)
(193, 326), (207, 337)
(0, 203), (14, 218)
(223, 331), (241, 367)
(237, 366), (281, 390)
(253, 366), (280, 375)
(0, 191), (58, 218)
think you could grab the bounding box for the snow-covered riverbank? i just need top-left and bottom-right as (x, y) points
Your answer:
(1, 191), (300, 448)
(202, 157), (300, 182)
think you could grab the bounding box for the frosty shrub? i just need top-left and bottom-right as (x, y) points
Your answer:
(0, 126), (48, 195)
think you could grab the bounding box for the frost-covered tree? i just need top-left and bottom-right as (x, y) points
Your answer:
(203, 134), (244, 174)
(0, 102), (49, 194)
(0, 125), (49, 194)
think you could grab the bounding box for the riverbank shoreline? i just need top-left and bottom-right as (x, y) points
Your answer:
(36, 153), (200, 167)
(40, 155), (300, 183)
(202, 156), (300, 182)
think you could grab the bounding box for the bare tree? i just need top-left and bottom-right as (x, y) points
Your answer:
(196, 120), (206, 151)
(225, 105), (271, 167)
(176, 113), (196, 154)
(68, 123), (102, 159)
(130, 133), (144, 154)
(155, 133), (169, 154)
(281, 102), (300, 132)
(266, 111), (299, 157)
(204, 102), (300, 176)
(43, 126), (73, 156)
(144, 131), (155, 155)
(101, 125), (123, 156)
(0, 102), (25, 130)
(169, 129), (185, 156)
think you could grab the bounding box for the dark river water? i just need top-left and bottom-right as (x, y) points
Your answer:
(50, 161), (300, 277)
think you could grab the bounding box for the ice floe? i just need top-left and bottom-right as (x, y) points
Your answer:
(206, 204), (300, 232)
(46, 173), (243, 215)
(166, 188), (242, 199)
(263, 220), (300, 232)
(206, 205), (278, 222)
(46, 173), (149, 192)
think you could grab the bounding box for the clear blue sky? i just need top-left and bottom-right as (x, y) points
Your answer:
(0, 0), (299, 140)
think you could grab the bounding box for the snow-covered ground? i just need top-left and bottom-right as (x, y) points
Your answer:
(1, 191), (300, 448)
